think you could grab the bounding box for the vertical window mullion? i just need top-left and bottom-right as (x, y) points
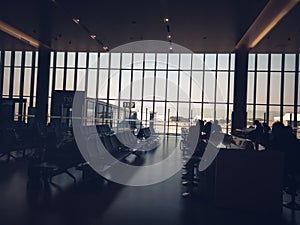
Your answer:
(253, 54), (257, 121)
(266, 53), (271, 124)
(152, 54), (157, 116)
(226, 54), (231, 134)
(74, 52), (78, 90)
(141, 53), (145, 122)
(95, 52), (100, 121)
(29, 52), (36, 107)
(188, 54), (193, 125)
(0, 51), (4, 97)
(63, 52), (67, 90)
(51, 52), (57, 93)
(105, 53), (111, 124)
(9, 51), (15, 98)
(176, 54), (181, 135)
(280, 54), (285, 123)
(201, 54), (205, 120)
(164, 54), (169, 134)
(117, 54), (123, 129)
(19, 51), (25, 99)
(214, 54), (218, 121)
(294, 54), (299, 129)
(19, 51), (26, 121)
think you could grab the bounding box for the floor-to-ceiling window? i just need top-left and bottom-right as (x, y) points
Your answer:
(1, 51), (235, 135)
(1, 51), (38, 123)
(247, 53), (300, 138)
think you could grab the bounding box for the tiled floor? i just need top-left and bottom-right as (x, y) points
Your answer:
(0, 136), (300, 225)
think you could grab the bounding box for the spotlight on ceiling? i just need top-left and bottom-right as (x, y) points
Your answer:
(164, 18), (169, 23)
(72, 18), (80, 24)
(103, 46), (109, 51)
(90, 35), (96, 39)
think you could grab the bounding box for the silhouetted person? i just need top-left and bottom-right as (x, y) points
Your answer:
(253, 120), (263, 150)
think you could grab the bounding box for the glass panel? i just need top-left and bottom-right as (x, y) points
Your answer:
(100, 53), (109, 68)
(247, 72), (254, 103)
(283, 106), (294, 126)
(132, 70), (143, 100)
(269, 72), (281, 104)
(216, 72), (228, 103)
(247, 104), (254, 126)
(155, 71), (166, 101)
(111, 53), (120, 69)
(55, 68), (64, 90)
(167, 71), (178, 101)
(256, 72), (267, 104)
(109, 70), (120, 99)
(285, 54), (296, 71)
(98, 70), (108, 99)
(48, 68), (53, 97)
(229, 72), (234, 103)
(89, 53), (98, 68)
(144, 71), (154, 100)
(133, 53), (143, 69)
(153, 101), (166, 133)
(179, 71), (190, 101)
(25, 52), (32, 67)
(77, 69), (86, 91)
(157, 54), (167, 69)
(255, 105), (266, 122)
(248, 54), (255, 71)
(203, 103), (214, 122)
(203, 71), (215, 103)
(205, 54), (216, 70)
(178, 102), (190, 133)
(13, 68), (21, 96)
(120, 70), (131, 99)
(50, 52), (54, 68)
(166, 102), (178, 134)
(168, 54), (179, 70)
(14, 51), (22, 67)
(191, 71), (203, 102)
(269, 106), (280, 127)
(216, 104), (227, 132)
(122, 53), (132, 69)
(66, 69), (75, 90)
(217, 54), (229, 70)
(284, 72), (295, 105)
(24, 68), (31, 96)
(192, 54), (204, 70)
(78, 52), (87, 68)
(3, 68), (10, 96)
(87, 69), (97, 98)
(4, 51), (11, 66)
(180, 54), (191, 70)
(230, 54), (235, 71)
(145, 53), (155, 69)
(34, 68), (38, 97)
(271, 54), (282, 71)
(257, 54), (268, 71)
(56, 52), (65, 67)
(191, 103), (202, 122)
(67, 52), (76, 67)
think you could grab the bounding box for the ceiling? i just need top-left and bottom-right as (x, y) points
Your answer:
(1, 0), (300, 53)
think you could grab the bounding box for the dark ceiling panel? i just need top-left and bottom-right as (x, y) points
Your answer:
(1, 0), (300, 53)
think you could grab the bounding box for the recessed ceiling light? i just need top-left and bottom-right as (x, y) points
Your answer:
(167, 35), (172, 39)
(164, 18), (169, 23)
(90, 35), (96, 39)
(72, 18), (80, 24)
